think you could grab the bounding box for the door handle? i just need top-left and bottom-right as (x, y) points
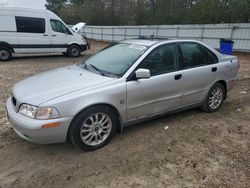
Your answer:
(52, 35), (57, 37)
(175, 74), (182, 80)
(43, 34), (48, 36)
(212, 67), (217, 72)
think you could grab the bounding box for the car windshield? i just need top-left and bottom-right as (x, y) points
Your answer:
(84, 43), (148, 77)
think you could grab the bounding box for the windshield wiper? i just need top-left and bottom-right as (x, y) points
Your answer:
(84, 63), (118, 78)
(88, 64), (106, 76)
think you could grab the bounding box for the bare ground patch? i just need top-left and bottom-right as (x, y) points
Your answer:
(0, 42), (249, 188)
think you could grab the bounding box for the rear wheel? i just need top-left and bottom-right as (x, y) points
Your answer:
(62, 52), (69, 56)
(68, 105), (118, 151)
(68, 45), (81, 57)
(0, 48), (12, 61)
(201, 82), (225, 112)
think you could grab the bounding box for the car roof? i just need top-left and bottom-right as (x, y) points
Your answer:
(120, 38), (223, 61)
(120, 38), (199, 47)
(121, 37), (221, 46)
(121, 39), (161, 47)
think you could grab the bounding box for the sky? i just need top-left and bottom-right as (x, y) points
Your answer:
(0, 0), (47, 9)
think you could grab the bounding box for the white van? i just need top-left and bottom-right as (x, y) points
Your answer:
(0, 7), (88, 61)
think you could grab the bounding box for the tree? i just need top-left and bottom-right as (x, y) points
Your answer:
(45, 0), (250, 25)
(45, 0), (67, 14)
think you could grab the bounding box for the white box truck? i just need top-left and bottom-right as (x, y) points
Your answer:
(0, 7), (88, 61)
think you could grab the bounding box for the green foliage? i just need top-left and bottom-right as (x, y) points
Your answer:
(45, 0), (250, 25)
(45, 0), (68, 14)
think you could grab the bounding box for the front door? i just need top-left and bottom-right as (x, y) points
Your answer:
(126, 43), (183, 120)
(49, 19), (72, 53)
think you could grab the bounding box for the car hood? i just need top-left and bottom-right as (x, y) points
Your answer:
(72, 22), (86, 33)
(12, 65), (115, 106)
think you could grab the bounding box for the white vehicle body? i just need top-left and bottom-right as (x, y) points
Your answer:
(0, 7), (87, 58)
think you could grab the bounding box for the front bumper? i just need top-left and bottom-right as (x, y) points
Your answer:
(80, 44), (88, 52)
(6, 97), (73, 144)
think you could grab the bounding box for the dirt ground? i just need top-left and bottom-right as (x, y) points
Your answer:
(0, 41), (249, 188)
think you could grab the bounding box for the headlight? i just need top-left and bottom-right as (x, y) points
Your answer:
(19, 104), (61, 120)
(19, 104), (37, 119)
(36, 107), (61, 120)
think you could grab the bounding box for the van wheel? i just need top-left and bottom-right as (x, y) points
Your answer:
(201, 83), (225, 113)
(0, 48), (12, 61)
(68, 105), (118, 151)
(68, 45), (81, 57)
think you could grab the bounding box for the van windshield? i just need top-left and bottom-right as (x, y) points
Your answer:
(83, 43), (148, 77)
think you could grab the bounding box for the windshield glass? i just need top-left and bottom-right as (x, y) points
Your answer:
(84, 43), (148, 77)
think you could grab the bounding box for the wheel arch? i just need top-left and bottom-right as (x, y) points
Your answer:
(0, 41), (14, 53)
(67, 41), (82, 50)
(217, 80), (227, 99)
(66, 103), (122, 143)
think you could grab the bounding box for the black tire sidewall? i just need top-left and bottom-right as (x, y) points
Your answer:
(206, 83), (225, 112)
(68, 45), (80, 57)
(0, 48), (12, 61)
(69, 106), (118, 151)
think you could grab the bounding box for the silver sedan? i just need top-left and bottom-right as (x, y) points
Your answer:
(6, 39), (239, 150)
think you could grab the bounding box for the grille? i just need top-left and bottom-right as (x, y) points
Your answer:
(12, 96), (17, 106)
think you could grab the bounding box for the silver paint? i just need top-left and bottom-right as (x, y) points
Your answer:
(6, 39), (239, 144)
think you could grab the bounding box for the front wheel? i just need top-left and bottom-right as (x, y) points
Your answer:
(201, 82), (226, 113)
(67, 45), (81, 57)
(68, 106), (118, 151)
(0, 48), (12, 61)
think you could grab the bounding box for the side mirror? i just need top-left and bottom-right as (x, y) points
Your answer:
(135, 68), (151, 79)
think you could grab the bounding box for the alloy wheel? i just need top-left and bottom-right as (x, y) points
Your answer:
(80, 113), (112, 146)
(209, 87), (223, 110)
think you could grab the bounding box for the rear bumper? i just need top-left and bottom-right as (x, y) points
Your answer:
(227, 76), (238, 92)
(6, 97), (73, 144)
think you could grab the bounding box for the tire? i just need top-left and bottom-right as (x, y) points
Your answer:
(62, 52), (69, 56)
(0, 48), (12, 61)
(67, 45), (81, 57)
(201, 82), (226, 113)
(68, 105), (118, 151)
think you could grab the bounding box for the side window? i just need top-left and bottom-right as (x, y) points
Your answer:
(50, 19), (71, 34)
(15, 16), (45, 33)
(138, 44), (179, 76)
(61, 23), (69, 33)
(180, 43), (217, 69)
(50, 19), (62, 33)
(201, 45), (219, 64)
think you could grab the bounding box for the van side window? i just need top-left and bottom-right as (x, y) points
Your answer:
(50, 19), (71, 34)
(15, 17), (45, 33)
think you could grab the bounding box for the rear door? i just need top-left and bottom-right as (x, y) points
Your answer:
(15, 16), (51, 53)
(0, 9), (18, 52)
(126, 43), (183, 120)
(179, 42), (219, 106)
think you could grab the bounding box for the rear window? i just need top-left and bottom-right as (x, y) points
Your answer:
(15, 16), (45, 33)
